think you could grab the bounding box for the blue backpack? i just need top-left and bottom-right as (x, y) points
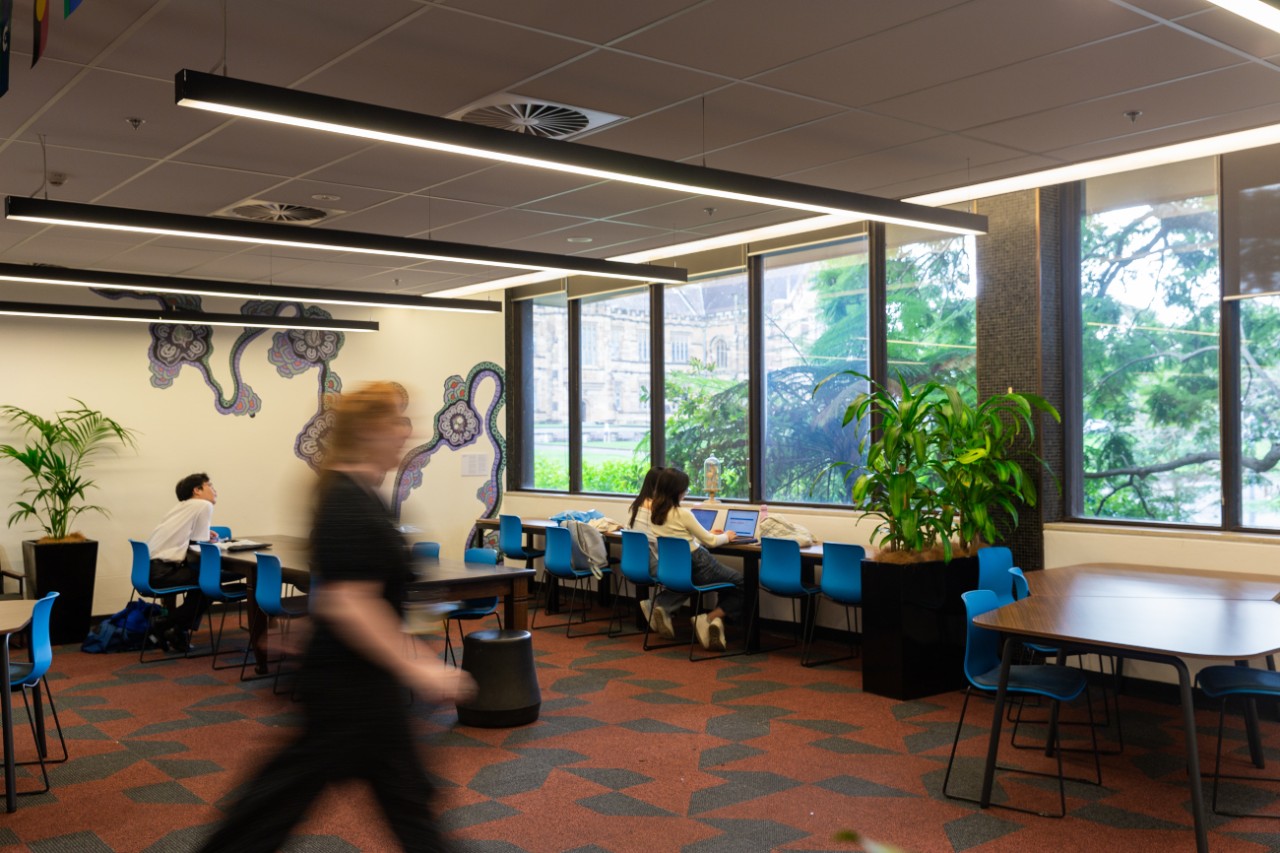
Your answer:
(81, 601), (164, 653)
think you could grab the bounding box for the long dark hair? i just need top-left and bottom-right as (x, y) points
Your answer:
(629, 466), (664, 528)
(650, 468), (690, 526)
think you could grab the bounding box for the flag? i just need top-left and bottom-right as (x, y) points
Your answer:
(64, 0), (81, 17)
(32, 0), (48, 67)
(0, 0), (12, 97)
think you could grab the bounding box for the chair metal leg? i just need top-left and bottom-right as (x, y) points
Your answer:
(1203, 695), (1280, 818)
(802, 598), (860, 668)
(16, 687), (49, 796)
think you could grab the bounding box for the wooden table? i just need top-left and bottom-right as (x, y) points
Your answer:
(473, 516), (824, 650)
(975, 564), (1280, 853)
(0, 599), (37, 812)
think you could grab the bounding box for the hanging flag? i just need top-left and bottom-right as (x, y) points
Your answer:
(32, 0), (48, 67)
(0, 0), (12, 97)
(64, 0), (81, 17)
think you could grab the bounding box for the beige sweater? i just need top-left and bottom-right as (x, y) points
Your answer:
(632, 505), (728, 552)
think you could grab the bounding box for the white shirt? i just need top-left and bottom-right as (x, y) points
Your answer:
(147, 499), (215, 563)
(632, 505), (728, 553)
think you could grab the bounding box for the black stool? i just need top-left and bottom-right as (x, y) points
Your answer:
(456, 629), (541, 728)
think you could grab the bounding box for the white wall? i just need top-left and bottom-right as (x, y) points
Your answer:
(0, 299), (504, 616)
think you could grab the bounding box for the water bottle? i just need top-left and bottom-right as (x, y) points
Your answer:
(760, 504), (768, 520)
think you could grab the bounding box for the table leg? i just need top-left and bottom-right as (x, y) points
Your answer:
(1235, 659), (1266, 768)
(1174, 658), (1209, 853)
(742, 555), (760, 653)
(980, 636), (1016, 808)
(1046, 648), (1066, 758)
(2, 637), (15, 813)
(506, 577), (529, 631)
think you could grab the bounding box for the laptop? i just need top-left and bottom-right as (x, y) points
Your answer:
(723, 509), (760, 545)
(690, 508), (719, 531)
(221, 539), (271, 552)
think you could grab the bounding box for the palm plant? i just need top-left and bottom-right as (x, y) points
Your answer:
(0, 401), (137, 541)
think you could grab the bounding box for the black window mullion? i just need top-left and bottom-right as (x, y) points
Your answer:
(748, 253), (765, 504)
(867, 221), (888, 391)
(650, 284), (665, 468)
(507, 293), (532, 490)
(568, 297), (583, 494)
(1061, 181), (1085, 518)
(1219, 154), (1242, 530)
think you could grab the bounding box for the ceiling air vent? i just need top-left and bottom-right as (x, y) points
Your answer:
(448, 94), (624, 140)
(221, 201), (332, 224)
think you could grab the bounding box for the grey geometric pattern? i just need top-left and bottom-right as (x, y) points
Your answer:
(944, 811), (1023, 850)
(809, 735), (894, 755)
(698, 743), (764, 769)
(619, 717), (694, 734)
(685, 818), (808, 853)
(566, 767), (653, 789)
(151, 758), (224, 780)
(438, 800), (520, 831)
(688, 771), (803, 815)
(29, 832), (116, 853)
(123, 781), (205, 805)
(814, 775), (915, 798)
(577, 791), (673, 816)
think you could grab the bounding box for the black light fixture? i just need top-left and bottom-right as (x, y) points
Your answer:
(4, 197), (687, 284)
(173, 70), (988, 236)
(0, 299), (379, 331)
(0, 262), (501, 313)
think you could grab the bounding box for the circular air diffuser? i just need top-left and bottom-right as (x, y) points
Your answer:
(461, 102), (591, 138)
(230, 202), (328, 223)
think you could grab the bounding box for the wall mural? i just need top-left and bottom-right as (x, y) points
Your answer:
(393, 362), (506, 545)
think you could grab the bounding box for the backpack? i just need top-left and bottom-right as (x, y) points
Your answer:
(759, 515), (816, 547)
(81, 600), (164, 653)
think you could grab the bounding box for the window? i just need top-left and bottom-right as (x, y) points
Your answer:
(885, 223), (977, 389)
(579, 289), (650, 493)
(1079, 160), (1221, 524)
(527, 293), (569, 490)
(761, 237), (870, 504)
(1239, 297), (1280, 527)
(670, 333), (690, 364)
(664, 272), (750, 499)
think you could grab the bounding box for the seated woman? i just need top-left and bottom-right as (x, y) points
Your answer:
(630, 468), (742, 650)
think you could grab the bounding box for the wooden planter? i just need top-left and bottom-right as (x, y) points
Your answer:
(860, 555), (980, 700)
(22, 539), (98, 646)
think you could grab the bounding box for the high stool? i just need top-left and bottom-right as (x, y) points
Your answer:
(455, 629), (541, 728)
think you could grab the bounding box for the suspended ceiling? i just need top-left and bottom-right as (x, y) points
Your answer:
(0, 0), (1275, 298)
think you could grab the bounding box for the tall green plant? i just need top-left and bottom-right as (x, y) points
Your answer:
(0, 401), (137, 541)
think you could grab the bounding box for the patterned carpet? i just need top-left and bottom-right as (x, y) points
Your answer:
(2, 609), (1280, 852)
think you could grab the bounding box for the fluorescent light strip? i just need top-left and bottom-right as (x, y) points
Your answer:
(0, 300), (379, 331)
(1206, 0), (1280, 34)
(0, 262), (500, 314)
(173, 70), (987, 237)
(4, 197), (685, 285)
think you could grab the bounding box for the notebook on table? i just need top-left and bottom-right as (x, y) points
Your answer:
(690, 508), (719, 531)
(221, 539), (270, 552)
(723, 509), (760, 545)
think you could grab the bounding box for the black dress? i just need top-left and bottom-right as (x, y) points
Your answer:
(198, 471), (449, 853)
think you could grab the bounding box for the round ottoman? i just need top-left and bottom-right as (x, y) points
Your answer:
(455, 628), (541, 727)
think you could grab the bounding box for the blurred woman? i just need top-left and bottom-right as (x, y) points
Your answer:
(632, 467), (743, 650)
(198, 382), (473, 853)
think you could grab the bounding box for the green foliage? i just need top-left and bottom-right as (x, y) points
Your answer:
(532, 455), (648, 496)
(0, 400), (137, 540)
(661, 358), (748, 499)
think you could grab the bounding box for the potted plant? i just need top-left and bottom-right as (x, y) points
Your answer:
(0, 401), (137, 644)
(822, 372), (1057, 699)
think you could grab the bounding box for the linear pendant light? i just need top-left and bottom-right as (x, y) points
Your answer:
(0, 299), (378, 331)
(1205, 0), (1280, 34)
(4, 197), (686, 285)
(0, 262), (500, 313)
(173, 70), (988, 237)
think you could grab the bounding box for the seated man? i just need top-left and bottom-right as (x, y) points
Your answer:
(145, 473), (220, 651)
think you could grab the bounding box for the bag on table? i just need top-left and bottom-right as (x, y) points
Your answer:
(758, 515), (816, 547)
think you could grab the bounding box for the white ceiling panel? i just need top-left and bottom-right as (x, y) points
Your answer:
(612, 195), (778, 230)
(306, 145), (484, 195)
(439, 0), (700, 45)
(179, 253), (311, 282)
(92, 244), (234, 276)
(431, 166), (599, 209)
(325, 195), (500, 238)
(35, 0), (160, 67)
(259, 180), (403, 221)
(790, 135), (1032, 194)
(429, 207), (591, 244)
(1171, 8), (1280, 58)
(1, 232), (148, 267)
(524, 182), (686, 219)
(0, 58), (83, 139)
(173, 121), (370, 178)
(1046, 99), (1280, 162)
(519, 50), (723, 118)
(96, 162), (280, 214)
(0, 142), (153, 204)
(868, 154), (1063, 200)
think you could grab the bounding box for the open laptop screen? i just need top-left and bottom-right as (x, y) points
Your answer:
(690, 508), (718, 531)
(724, 509), (759, 538)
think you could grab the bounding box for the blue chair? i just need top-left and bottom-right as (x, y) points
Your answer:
(531, 526), (611, 637)
(197, 543), (249, 670)
(12, 592), (66, 795)
(610, 530), (657, 641)
(943, 589), (1101, 817)
(747, 538), (818, 658)
(656, 536), (743, 661)
(440, 548), (502, 666)
(210, 526), (232, 542)
(240, 553), (308, 692)
(1196, 665), (1280, 818)
(129, 539), (201, 663)
(412, 541), (441, 561)
(803, 542), (864, 668)
(978, 546), (1015, 606)
(499, 514), (545, 570)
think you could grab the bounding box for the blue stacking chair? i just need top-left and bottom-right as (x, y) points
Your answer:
(943, 589), (1101, 817)
(240, 553), (308, 692)
(531, 527), (611, 637)
(439, 548), (503, 665)
(656, 536), (743, 661)
(747, 538), (818, 658)
(210, 526), (232, 541)
(129, 539), (201, 663)
(1196, 665), (1280, 818)
(610, 530), (657, 641)
(499, 514), (545, 570)
(978, 546), (1015, 606)
(197, 543), (248, 670)
(12, 592), (66, 795)
(803, 542), (864, 668)
(412, 541), (441, 561)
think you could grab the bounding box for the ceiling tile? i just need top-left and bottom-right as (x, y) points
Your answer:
(431, 165), (599, 209)
(788, 135), (1031, 194)
(611, 195), (775, 230)
(499, 217), (669, 251)
(1116, 0), (1216, 20)
(1045, 99), (1280, 162)
(522, 182), (683, 219)
(0, 59), (83, 139)
(1, 232), (143, 267)
(180, 253), (310, 282)
(755, 0), (1153, 108)
(687, 207), (811, 236)
(439, 0), (698, 44)
(0, 142), (154, 204)
(269, 260), (412, 287)
(93, 244), (233, 275)
(96, 162), (279, 214)
(40, 0), (160, 66)
(518, 50), (722, 118)
(1171, 8), (1280, 58)
(326, 195), (500, 237)
(173, 122), (370, 178)
(429, 207), (587, 244)
(868, 154), (1061, 200)
(346, 267), (474, 293)
(260, 181), (403, 220)
(868, 25), (1244, 132)
(306, 145), (484, 194)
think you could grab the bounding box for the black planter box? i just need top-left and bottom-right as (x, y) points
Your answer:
(22, 539), (98, 646)
(860, 556), (980, 700)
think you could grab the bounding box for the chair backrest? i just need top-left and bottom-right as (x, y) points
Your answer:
(961, 589), (1003, 690)
(197, 542), (228, 599)
(22, 592), (59, 686)
(413, 541), (442, 561)
(254, 553), (285, 616)
(619, 530), (654, 585)
(129, 539), (158, 597)
(1009, 566), (1031, 601)
(498, 514), (526, 558)
(760, 537), (805, 596)
(977, 546), (1015, 606)
(820, 542), (864, 604)
(543, 526), (576, 579)
(210, 526), (232, 541)
(463, 547), (497, 565)
(655, 536), (694, 593)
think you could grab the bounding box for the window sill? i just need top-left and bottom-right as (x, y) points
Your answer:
(1044, 521), (1280, 546)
